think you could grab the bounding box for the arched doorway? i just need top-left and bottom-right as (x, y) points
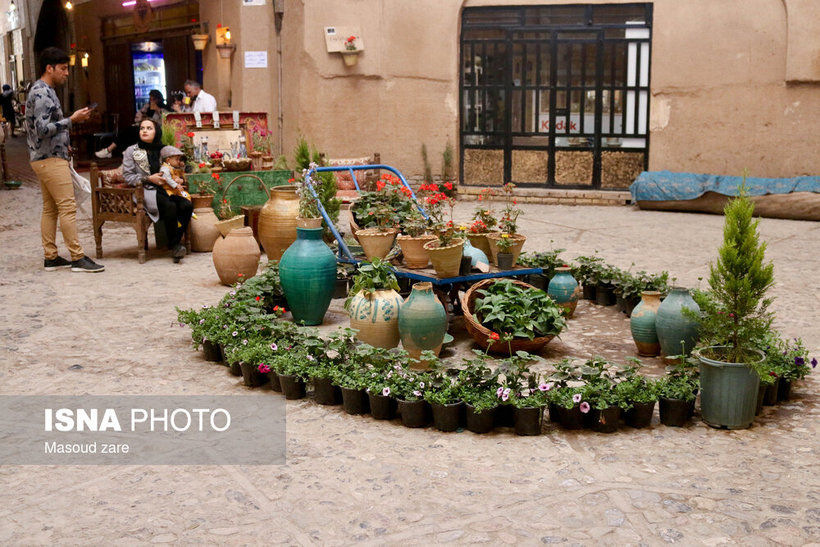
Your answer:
(33, 0), (70, 55)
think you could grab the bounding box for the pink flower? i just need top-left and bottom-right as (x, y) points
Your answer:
(270, 343), (278, 351)
(497, 387), (504, 397)
(538, 383), (549, 392)
(258, 363), (270, 374)
(382, 387), (390, 397)
(413, 390), (422, 397)
(572, 393), (582, 404)
(580, 402), (590, 413)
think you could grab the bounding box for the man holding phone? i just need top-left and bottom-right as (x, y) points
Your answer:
(26, 47), (104, 273)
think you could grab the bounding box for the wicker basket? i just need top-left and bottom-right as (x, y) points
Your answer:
(461, 278), (555, 355)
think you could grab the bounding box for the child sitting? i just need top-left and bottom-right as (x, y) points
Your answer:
(159, 146), (191, 201)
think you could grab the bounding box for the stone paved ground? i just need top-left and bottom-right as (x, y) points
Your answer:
(1, 136), (819, 545)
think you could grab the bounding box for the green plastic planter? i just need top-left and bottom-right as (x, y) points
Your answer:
(697, 347), (763, 430)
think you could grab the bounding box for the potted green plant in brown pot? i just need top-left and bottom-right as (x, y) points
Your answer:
(396, 207), (435, 269)
(420, 182), (464, 278)
(486, 183), (526, 266)
(692, 182), (775, 430)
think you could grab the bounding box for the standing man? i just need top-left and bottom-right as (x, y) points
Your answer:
(0, 84), (16, 138)
(180, 79), (216, 113)
(26, 47), (104, 273)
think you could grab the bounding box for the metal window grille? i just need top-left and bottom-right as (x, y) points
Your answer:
(460, 4), (653, 189)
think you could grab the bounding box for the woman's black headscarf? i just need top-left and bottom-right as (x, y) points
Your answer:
(137, 119), (163, 174)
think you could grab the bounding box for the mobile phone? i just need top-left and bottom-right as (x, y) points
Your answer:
(87, 102), (98, 110)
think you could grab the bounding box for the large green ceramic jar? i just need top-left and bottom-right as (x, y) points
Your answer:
(547, 266), (581, 317)
(398, 282), (448, 361)
(655, 286), (700, 356)
(279, 227), (336, 326)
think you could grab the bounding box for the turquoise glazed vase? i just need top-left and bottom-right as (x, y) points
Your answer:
(655, 286), (700, 357)
(398, 282), (448, 361)
(629, 291), (661, 356)
(279, 227), (336, 326)
(547, 266), (581, 317)
(462, 238), (489, 269)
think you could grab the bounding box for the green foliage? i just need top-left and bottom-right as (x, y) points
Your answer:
(516, 248), (567, 278)
(757, 332), (815, 382)
(473, 279), (566, 340)
(292, 136), (340, 232)
(613, 269), (671, 300)
(442, 141), (454, 181)
(615, 374), (659, 408)
(455, 351), (500, 411)
(421, 143), (433, 183)
(345, 258), (400, 310)
(424, 365), (463, 405)
(700, 181), (775, 363)
(572, 253), (605, 285)
(656, 354), (699, 402)
(351, 183), (414, 231)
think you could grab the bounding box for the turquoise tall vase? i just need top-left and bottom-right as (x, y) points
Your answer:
(656, 287), (700, 357)
(630, 291), (662, 357)
(547, 266), (581, 317)
(398, 282), (448, 362)
(279, 227), (336, 326)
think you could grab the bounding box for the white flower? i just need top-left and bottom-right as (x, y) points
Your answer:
(382, 387), (390, 396)
(419, 382), (425, 388)
(413, 390), (422, 397)
(232, 331), (238, 337)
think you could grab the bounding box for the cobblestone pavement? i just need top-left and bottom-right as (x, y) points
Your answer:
(1, 137), (819, 545)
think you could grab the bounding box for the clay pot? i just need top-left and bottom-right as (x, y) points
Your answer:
(258, 185), (299, 261)
(212, 227), (261, 285)
(398, 282), (448, 361)
(423, 238), (464, 278)
(296, 217), (323, 229)
(189, 207), (221, 252)
(215, 215), (245, 237)
(486, 232), (526, 266)
(630, 291), (662, 357)
(191, 193), (214, 209)
(466, 232), (493, 258)
(396, 234), (436, 269)
(356, 228), (398, 261)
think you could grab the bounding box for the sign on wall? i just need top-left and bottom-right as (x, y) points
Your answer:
(324, 26), (363, 53)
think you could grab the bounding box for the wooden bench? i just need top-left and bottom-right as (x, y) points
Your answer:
(89, 163), (190, 263)
(323, 152), (381, 202)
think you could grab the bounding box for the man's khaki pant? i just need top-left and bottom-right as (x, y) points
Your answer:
(30, 157), (84, 261)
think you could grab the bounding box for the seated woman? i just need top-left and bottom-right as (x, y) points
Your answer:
(96, 89), (170, 158)
(121, 119), (193, 262)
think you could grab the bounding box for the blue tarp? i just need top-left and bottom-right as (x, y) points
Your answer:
(630, 171), (820, 202)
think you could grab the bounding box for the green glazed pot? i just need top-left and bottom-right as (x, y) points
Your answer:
(398, 282), (447, 361)
(656, 286), (700, 356)
(547, 266), (581, 317)
(697, 346), (763, 430)
(629, 290), (662, 357)
(279, 227), (336, 326)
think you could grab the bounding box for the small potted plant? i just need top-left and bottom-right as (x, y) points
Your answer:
(341, 35), (359, 66)
(293, 171), (322, 229)
(693, 182), (775, 429)
(572, 253), (605, 300)
(486, 183), (526, 266)
(345, 257), (403, 348)
(419, 182), (463, 278)
(466, 188), (498, 257)
(214, 195), (245, 236)
(615, 372), (659, 428)
(354, 175), (404, 260)
(657, 354), (699, 427)
(396, 207), (435, 269)
(457, 357), (501, 434)
(494, 233), (516, 270)
(424, 361), (465, 432)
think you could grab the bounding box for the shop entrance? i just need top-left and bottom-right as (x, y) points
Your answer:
(460, 4), (652, 189)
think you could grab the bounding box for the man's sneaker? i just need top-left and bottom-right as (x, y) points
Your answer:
(44, 256), (72, 271)
(95, 148), (112, 159)
(71, 256), (105, 273)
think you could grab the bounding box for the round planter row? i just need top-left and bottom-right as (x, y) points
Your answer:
(201, 341), (705, 435)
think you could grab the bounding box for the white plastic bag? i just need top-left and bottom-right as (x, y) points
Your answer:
(69, 159), (92, 218)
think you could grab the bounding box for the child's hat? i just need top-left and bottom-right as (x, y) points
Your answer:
(160, 145), (184, 160)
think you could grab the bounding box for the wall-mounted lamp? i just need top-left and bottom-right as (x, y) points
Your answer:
(216, 43), (236, 59)
(215, 25), (235, 59)
(69, 54), (76, 66)
(65, 0), (73, 9)
(9, 0), (16, 11)
(81, 52), (89, 68)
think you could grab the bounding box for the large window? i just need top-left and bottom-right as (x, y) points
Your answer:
(460, 4), (652, 189)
